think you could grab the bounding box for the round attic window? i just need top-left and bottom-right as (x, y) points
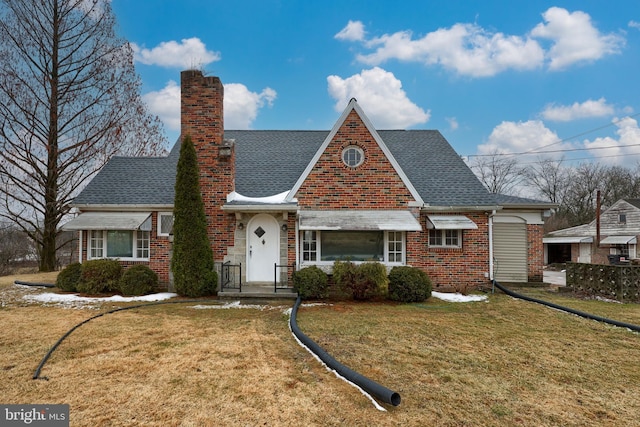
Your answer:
(342, 146), (364, 167)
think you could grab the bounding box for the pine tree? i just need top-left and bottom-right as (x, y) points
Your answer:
(171, 135), (217, 297)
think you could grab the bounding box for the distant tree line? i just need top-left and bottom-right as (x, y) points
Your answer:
(469, 153), (640, 231)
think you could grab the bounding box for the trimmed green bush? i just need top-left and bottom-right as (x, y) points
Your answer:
(293, 266), (328, 300)
(333, 260), (388, 301)
(55, 262), (82, 292)
(352, 262), (388, 300)
(332, 260), (357, 296)
(171, 134), (218, 297)
(77, 259), (122, 295)
(119, 265), (158, 296)
(388, 266), (432, 303)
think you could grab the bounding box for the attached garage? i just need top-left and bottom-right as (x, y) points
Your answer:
(493, 219), (528, 282)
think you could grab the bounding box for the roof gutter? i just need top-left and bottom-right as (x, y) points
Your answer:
(222, 204), (299, 212)
(420, 205), (503, 212)
(70, 204), (174, 211)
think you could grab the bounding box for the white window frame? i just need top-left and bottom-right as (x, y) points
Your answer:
(300, 230), (405, 265)
(429, 229), (462, 248)
(157, 212), (174, 237)
(87, 230), (150, 261)
(89, 230), (104, 258)
(341, 146), (364, 168)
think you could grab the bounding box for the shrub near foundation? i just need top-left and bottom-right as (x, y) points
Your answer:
(293, 266), (328, 300)
(388, 266), (432, 302)
(119, 265), (158, 296)
(77, 259), (122, 294)
(55, 262), (82, 292)
(333, 260), (388, 300)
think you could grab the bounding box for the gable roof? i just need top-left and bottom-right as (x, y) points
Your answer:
(71, 128), (508, 209)
(286, 99), (423, 204)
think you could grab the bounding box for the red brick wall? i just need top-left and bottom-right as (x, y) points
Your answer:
(180, 70), (235, 261)
(409, 212), (490, 291)
(295, 110), (415, 208)
(527, 224), (544, 282)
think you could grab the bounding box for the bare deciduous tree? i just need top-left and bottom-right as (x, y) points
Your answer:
(468, 151), (523, 195)
(522, 157), (569, 204)
(0, 0), (167, 271)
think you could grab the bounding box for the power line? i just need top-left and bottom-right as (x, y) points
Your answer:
(467, 112), (640, 158)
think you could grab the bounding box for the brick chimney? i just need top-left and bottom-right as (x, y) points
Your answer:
(180, 70), (235, 261)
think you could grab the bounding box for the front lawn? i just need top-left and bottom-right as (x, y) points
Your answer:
(1, 275), (639, 426)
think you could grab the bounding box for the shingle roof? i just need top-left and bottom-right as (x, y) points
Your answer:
(72, 130), (503, 208)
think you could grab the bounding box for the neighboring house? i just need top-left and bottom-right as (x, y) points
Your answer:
(63, 70), (554, 291)
(544, 199), (640, 265)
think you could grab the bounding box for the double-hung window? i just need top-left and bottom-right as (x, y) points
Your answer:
(429, 229), (462, 248)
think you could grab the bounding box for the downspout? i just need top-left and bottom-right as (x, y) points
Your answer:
(295, 211), (300, 269)
(488, 210), (495, 281)
(78, 230), (83, 263)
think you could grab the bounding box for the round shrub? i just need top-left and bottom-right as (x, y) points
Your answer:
(119, 265), (158, 296)
(351, 262), (388, 300)
(293, 266), (328, 300)
(77, 259), (122, 295)
(55, 262), (82, 292)
(332, 260), (357, 296)
(388, 266), (432, 303)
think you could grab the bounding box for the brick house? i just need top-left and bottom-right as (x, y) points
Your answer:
(63, 70), (554, 291)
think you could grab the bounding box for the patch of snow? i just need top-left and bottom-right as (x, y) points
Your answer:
(432, 292), (488, 302)
(22, 291), (177, 309)
(192, 301), (288, 311)
(594, 296), (622, 304)
(227, 190), (293, 204)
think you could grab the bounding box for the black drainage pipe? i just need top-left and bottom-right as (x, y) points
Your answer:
(14, 280), (55, 288)
(289, 296), (401, 407)
(493, 280), (640, 333)
(33, 298), (220, 380)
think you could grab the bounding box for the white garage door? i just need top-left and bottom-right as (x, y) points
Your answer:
(493, 222), (528, 282)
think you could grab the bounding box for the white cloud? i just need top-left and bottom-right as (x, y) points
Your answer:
(541, 98), (614, 122)
(143, 80), (181, 130)
(478, 120), (565, 156)
(224, 83), (277, 129)
(583, 117), (640, 165)
(327, 67), (430, 128)
(530, 7), (624, 70)
(131, 37), (221, 68)
(335, 20), (366, 41)
(630, 21), (640, 30)
(446, 117), (459, 131)
(338, 8), (624, 77)
(143, 81), (277, 132)
(355, 23), (543, 77)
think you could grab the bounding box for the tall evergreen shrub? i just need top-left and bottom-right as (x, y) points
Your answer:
(171, 134), (217, 297)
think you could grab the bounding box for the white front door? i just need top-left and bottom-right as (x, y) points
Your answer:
(246, 214), (280, 283)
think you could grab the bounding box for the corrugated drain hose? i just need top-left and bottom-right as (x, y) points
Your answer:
(289, 296), (401, 407)
(493, 280), (640, 333)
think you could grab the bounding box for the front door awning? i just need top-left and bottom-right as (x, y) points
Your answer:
(600, 235), (637, 245)
(298, 210), (421, 231)
(62, 212), (152, 231)
(426, 215), (478, 230)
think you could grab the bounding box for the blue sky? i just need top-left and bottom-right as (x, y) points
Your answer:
(111, 1), (640, 167)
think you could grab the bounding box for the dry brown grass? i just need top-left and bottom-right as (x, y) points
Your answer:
(2, 276), (640, 426)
